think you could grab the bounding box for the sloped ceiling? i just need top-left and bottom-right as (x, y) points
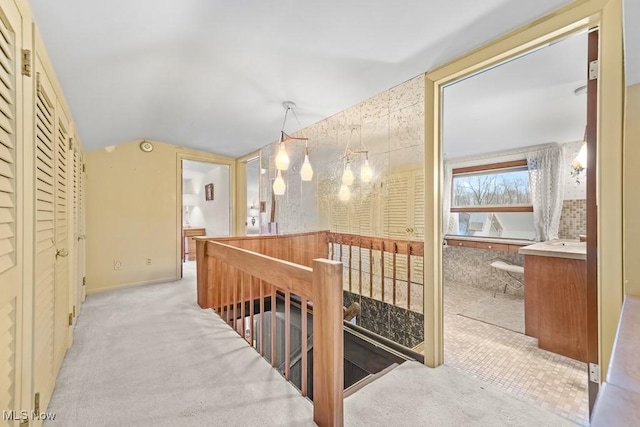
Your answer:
(30, 0), (585, 157)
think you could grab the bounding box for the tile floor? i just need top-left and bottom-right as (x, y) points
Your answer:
(444, 280), (589, 426)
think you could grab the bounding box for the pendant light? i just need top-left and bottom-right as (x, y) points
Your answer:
(275, 141), (290, 171)
(273, 170), (286, 195)
(338, 184), (350, 202)
(300, 146), (313, 181)
(360, 155), (373, 183)
(342, 162), (354, 186)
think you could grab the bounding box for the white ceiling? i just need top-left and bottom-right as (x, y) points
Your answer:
(28, 0), (638, 159)
(443, 31), (587, 160)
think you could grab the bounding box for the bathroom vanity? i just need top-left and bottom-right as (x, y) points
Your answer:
(519, 240), (587, 362)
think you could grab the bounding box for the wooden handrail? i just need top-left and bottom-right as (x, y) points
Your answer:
(196, 236), (344, 427)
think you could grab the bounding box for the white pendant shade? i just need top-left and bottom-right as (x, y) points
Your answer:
(273, 170), (286, 195)
(275, 143), (290, 170)
(360, 159), (373, 183)
(338, 184), (350, 202)
(300, 154), (313, 181)
(342, 163), (354, 186)
(574, 142), (587, 169)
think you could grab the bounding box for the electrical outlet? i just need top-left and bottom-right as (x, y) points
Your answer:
(114, 260), (123, 270)
(146, 258), (152, 265)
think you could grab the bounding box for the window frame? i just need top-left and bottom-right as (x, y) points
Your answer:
(450, 159), (533, 213)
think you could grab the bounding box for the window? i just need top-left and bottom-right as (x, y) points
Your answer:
(448, 160), (536, 240)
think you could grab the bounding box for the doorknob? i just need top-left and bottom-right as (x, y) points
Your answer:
(56, 248), (69, 258)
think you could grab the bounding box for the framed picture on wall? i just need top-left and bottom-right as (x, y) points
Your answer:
(205, 183), (214, 201)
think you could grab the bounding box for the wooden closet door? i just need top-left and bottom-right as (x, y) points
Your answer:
(0, 0), (22, 421)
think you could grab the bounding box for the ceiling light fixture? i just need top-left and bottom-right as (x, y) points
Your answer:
(272, 101), (313, 195)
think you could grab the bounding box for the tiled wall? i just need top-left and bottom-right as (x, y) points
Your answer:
(443, 246), (524, 296)
(558, 199), (587, 240)
(344, 290), (424, 349)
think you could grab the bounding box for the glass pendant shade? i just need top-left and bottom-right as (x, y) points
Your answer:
(338, 184), (350, 202)
(273, 170), (286, 195)
(342, 163), (354, 186)
(275, 143), (290, 170)
(360, 159), (373, 183)
(300, 153), (313, 181)
(574, 142), (587, 170)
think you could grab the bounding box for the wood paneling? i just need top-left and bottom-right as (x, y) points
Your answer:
(524, 255), (587, 362)
(452, 159), (528, 175)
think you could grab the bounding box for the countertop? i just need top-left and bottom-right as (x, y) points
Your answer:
(518, 239), (586, 260)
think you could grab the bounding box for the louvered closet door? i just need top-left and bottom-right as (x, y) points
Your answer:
(0, 2), (21, 423)
(53, 110), (70, 365)
(33, 68), (56, 414)
(383, 172), (410, 281)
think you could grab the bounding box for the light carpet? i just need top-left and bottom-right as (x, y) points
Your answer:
(44, 264), (313, 427)
(345, 361), (577, 426)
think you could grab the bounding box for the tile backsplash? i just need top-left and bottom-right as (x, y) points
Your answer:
(558, 199), (587, 240)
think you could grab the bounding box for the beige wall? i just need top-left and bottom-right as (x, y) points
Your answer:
(86, 140), (235, 294)
(624, 83), (640, 296)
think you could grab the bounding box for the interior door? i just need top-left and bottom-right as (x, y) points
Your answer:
(33, 60), (57, 415)
(54, 106), (71, 355)
(585, 28), (599, 415)
(0, 0), (22, 422)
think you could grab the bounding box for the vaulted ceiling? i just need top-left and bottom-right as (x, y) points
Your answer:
(29, 0), (637, 158)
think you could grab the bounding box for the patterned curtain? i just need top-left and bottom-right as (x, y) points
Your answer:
(526, 145), (565, 241)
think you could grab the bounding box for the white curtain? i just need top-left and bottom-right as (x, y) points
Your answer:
(527, 145), (565, 241)
(442, 163), (454, 235)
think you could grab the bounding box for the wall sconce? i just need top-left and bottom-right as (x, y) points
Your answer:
(338, 127), (373, 202)
(272, 101), (313, 195)
(570, 142), (587, 185)
(248, 204), (259, 226)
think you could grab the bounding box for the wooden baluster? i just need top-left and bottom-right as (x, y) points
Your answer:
(196, 239), (208, 308)
(259, 280), (264, 356)
(234, 269), (239, 332)
(312, 259), (344, 427)
(226, 263), (231, 325)
(285, 290), (291, 380)
(393, 243), (397, 306)
(369, 242), (373, 298)
(407, 244), (412, 310)
(358, 245), (362, 295)
(380, 241), (385, 302)
(348, 242), (352, 292)
(240, 271), (246, 337)
(217, 259), (222, 315)
(271, 284), (276, 367)
(249, 275), (255, 346)
(301, 296), (308, 397)
(339, 237), (343, 265)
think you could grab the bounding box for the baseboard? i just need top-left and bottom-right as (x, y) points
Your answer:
(86, 276), (178, 295)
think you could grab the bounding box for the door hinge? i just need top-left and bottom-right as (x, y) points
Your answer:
(34, 392), (40, 414)
(68, 313), (73, 326)
(21, 49), (32, 76)
(82, 163), (86, 173)
(69, 137), (74, 150)
(589, 60), (598, 80)
(73, 305), (76, 318)
(589, 362), (600, 383)
(83, 276), (86, 287)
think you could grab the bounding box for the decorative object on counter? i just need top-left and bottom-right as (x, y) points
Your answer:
(204, 183), (214, 201)
(248, 204), (259, 226)
(272, 101), (313, 195)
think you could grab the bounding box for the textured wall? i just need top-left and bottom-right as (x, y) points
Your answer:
(258, 75), (425, 235)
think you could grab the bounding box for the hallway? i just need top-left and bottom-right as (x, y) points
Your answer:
(44, 263), (314, 426)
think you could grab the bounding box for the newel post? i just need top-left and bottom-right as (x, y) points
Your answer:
(312, 258), (344, 427)
(196, 239), (210, 308)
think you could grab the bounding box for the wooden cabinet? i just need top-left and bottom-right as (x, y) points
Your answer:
(524, 254), (587, 362)
(445, 238), (526, 253)
(183, 227), (206, 261)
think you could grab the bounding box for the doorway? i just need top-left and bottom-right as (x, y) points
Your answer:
(181, 160), (231, 269)
(439, 31), (591, 423)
